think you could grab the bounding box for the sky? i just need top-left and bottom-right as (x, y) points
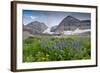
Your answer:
(23, 10), (91, 28)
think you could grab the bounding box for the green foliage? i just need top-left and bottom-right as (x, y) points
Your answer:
(23, 35), (91, 62)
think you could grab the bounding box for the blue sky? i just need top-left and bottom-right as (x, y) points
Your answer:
(23, 10), (91, 27)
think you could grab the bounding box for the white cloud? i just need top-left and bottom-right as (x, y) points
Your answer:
(30, 16), (37, 19)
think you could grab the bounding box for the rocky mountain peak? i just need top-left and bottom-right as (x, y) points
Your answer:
(24, 21), (48, 34)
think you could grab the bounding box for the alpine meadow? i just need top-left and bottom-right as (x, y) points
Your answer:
(23, 10), (91, 62)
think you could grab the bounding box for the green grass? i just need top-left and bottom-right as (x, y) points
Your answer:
(23, 35), (91, 62)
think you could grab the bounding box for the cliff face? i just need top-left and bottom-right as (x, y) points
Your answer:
(51, 16), (90, 32)
(23, 16), (91, 38)
(56, 16), (81, 32)
(23, 21), (48, 34)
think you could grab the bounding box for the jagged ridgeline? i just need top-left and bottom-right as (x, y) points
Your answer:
(23, 21), (48, 39)
(51, 15), (91, 32)
(24, 21), (48, 34)
(23, 15), (91, 39)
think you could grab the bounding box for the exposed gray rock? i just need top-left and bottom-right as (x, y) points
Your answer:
(50, 25), (58, 32)
(51, 16), (90, 32)
(57, 16), (81, 31)
(80, 20), (91, 29)
(24, 21), (48, 34)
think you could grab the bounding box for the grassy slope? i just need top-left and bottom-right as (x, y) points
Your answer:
(23, 35), (91, 62)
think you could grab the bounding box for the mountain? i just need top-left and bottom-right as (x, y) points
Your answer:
(56, 16), (81, 32)
(50, 16), (90, 33)
(24, 21), (48, 34)
(50, 25), (58, 32)
(80, 20), (91, 29)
